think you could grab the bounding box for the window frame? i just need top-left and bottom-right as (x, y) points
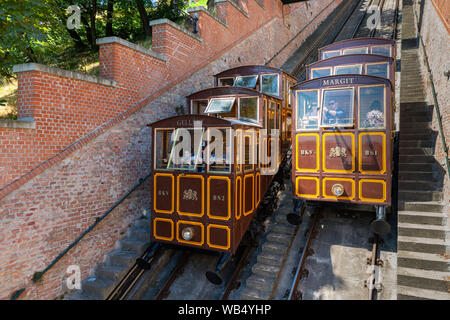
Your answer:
(342, 47), (369, 55)
(260, 73), (280, 97)
(206, 127), (232, 174)
(205, 97), (236, 114)
(233, 75), (259, 89)
(370, 45), (392, 57)
(238, 96), (259, 124)
(365, 62), (390, 79)
(154, 128), (175, 171)
(218, 77), (235, 87)
(311, 67), (332, 79)
(319, 87), (355, 129)
(322, 50), (341, 59)
(295, 89), (320, 131)
(334, 64), (363, 76)
(166, 127), (205, 172)
(358, 84), (386, 130)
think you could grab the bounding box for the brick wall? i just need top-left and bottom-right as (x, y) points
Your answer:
(0, 0), (342, 299)
(416, 0), (450, 206)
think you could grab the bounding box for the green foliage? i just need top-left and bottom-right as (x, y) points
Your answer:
(0, 0), (191, 86)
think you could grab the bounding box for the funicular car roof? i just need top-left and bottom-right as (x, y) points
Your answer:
(148, 114), (262, 129)
(292, 74), (392, 91)
(318, 37), (395, 53)
(214, 65), (296, 79)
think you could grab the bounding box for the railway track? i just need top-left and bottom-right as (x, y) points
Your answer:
(98, 0), (400, 301)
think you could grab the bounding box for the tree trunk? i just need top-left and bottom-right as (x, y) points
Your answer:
(89, 0), (97, 48)
(135, 0), (152, 38)
(106, 0), (114, 37)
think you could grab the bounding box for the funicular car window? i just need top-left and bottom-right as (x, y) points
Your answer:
(366, 63), (389, 78)
(219, 77), (234, 86)
(359, 86), (385, 129)
(296, 90), (319, 130)
(320, 88), (354, 127)
(167, 128), (205, 172)
(239, 97), (258, 123)
(233, 75), (258, 89)
(192, 100), (208, 114)
(244, 132), (254, 171)
(343, 47), (368, 55)
(155, 129), (175, 170)
(334, 64), (363, 75)
(311, 68), (332, 79)
(206, 128), (232, 173)
(205, 98), (236, 114)
(323, 50), (341, 59)
(371, 45), (391, 57)
(261, 74), (279, 96)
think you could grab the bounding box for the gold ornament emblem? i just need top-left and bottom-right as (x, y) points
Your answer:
(329, 146), (347, 158)
(183, 189), (198, 201)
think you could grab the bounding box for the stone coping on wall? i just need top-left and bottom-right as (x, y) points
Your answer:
(0, 118), (36, 129)
(187, 6), (229, 28)
(12, 63), (117, 87)
(96, 36), (167, 61)
(215, 0), (250, 18)
(150, 18), (203, 42)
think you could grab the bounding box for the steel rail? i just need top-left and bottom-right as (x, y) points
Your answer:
(351, 0), (375, 39)
(367, 234), (379, 300)
(220, 245), (252, 300)
(155, 251), (191, 300)
(369, 0), (386, 38)
(287, 211), (319, 300)
(106, 243), (161, 300)
(291, 0), (363, 78)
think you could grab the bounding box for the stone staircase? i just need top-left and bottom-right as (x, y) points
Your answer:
(240, 180), (297, 300)
(66, 216), (151, 300)
(396, 0), (449, 300)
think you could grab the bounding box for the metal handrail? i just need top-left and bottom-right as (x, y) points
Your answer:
(10, 173), (152, 300)
(413, 3), (450, 175)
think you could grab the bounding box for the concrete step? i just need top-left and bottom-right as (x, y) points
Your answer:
(269, 223), (296, 235)
(261, 242), (289, 255)
(399, 163), (436, 172)
(398, 154), (436, 164)
(397, 250), (450, 272)
(252, 263), (281, 278)
(399, 147), (434, 156)
(398, 171), (438, 181)
(134, 217), (150, 229)
(120, 238), (149, 253)
(256, 250), (285, 267)
(398, 235), (449, 254)
(398, 180), (441, 191)
(399, 139), (434, 148)
(398, 211), (445, 226)
(399, 190), (443, 202)
(400, 134), (436, 141)
(397, 267), (450, 293)
(106, 250), (139, 268)
(398, 201), (445, 213)
(95, 264), (129, 282)
(397, 285), (450, 300)
(129, 227), (150, 241)
(400, 126), (433, 134)
(240, 287), (270, 300)
(400, 102), (429, 109)
(266, 232), (292, 246)
(81, 278), (115, 300)
(398, 222), (447, 239)
(245, 274), (276, 292)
